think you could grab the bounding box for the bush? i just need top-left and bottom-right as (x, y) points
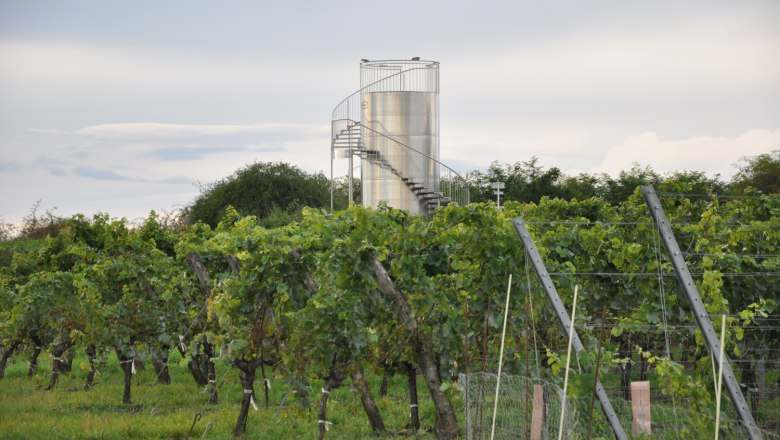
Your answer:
(184, 161), (348, 227)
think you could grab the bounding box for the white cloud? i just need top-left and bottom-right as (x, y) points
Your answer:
(442, 122), (780, 181)
(441, 121), (593, 172)
(75, 122), (328, 140)
(447, 15), (780, 102)
(0, 40), (348, 93)
(1, 4), (778, 226)
(588, 129), (780, 178)
(67, 121), (335, 182)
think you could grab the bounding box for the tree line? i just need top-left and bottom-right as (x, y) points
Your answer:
(1, 150), (776, 240)
(184, 150), (778, 226)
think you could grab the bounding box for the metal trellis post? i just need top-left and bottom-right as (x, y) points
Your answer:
(641, 185), (762, 440)
(512, 218), (628, 440)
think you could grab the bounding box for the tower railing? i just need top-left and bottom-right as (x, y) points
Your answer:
(333, 118), (470, 211)
(331, 67), (438, 128)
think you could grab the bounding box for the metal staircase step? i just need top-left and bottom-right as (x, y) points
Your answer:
(332, 118), (468, 213)
(427, 198), (451, 207)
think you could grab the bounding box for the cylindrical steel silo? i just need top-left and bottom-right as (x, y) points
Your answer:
(360, 60), (440, 215)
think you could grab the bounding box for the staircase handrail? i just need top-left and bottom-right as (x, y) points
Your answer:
(334, 118), (470, 206)
(331, 67), (437, 130)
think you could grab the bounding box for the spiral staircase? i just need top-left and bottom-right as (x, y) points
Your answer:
(330, 64), (469, 215)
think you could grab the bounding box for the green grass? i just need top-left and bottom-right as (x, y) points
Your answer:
(6, 350), (776, 439)
(0, 350), (452, 439)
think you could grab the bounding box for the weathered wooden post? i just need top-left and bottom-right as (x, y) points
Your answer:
(530, 385), (544, 440)
(630, 381), (651, 435)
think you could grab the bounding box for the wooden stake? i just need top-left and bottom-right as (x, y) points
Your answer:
(630, 381), (651, 435)
(531, 385), (544, 440)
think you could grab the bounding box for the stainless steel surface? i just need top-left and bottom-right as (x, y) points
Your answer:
(330, 59), (469, 214)
(362, 91), (438, 214)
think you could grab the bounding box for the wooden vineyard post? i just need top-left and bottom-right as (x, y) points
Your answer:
(641, 185), (762, 440)
(513, 218), (628, 440)
(630, 381), (651, 435)
(530, 385), (544, 440)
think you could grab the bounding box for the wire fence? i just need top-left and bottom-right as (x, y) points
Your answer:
(461, 359), (780, 439)
(497, 190), (780, 439)
(462, 302), (780, 439)
(460, 372), (575, 440)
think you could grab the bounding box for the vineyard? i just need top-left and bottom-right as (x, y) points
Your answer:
(1, 184), (779, 439)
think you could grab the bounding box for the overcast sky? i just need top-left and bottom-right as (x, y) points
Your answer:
(1, 0), (779, 225)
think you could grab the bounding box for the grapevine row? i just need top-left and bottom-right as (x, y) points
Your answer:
(0, 185), (778, 438)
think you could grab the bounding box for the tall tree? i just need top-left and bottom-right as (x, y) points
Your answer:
(594, 164), (659, 204)
(731, 150), (780, 195)
(185, 162), (350, 227)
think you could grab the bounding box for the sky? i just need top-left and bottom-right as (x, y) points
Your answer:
(1, 0), (779, 226)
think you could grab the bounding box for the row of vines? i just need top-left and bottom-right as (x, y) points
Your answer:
(1, 184), (778, 438)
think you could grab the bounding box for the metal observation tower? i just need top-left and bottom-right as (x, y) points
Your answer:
(330, 58), (469, 215)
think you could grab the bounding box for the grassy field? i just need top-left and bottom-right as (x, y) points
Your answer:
(0, 350), (452, 439)
(3, 349), (778, 439)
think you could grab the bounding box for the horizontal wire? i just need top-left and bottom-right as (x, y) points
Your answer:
(657, 192), (778, 201)
(544, 272), (780, 277)
(524, 220), (780, 228)
(682, 252), (780, 258)
(524, 221), (653, 226)
(577, 324), (780, 331)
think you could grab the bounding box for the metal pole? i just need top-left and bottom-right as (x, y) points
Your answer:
(348, 100), (353, 205)
(512, 218), (628, 440)
(640, 185), (762, 440)
(348, 151), (354, 205)
(330, 144), (334, 211)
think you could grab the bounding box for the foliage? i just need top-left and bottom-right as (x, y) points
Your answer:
(731, 149), (780, 195)
(640, 349), (714, 436)
(1, 190), (778, 437)
(465, 157), (776, 207)
(184, 161), (350, 228)
(466, 158), (565, 204)
(0, 216), (15, 241)
(19, 200), (66, 239)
